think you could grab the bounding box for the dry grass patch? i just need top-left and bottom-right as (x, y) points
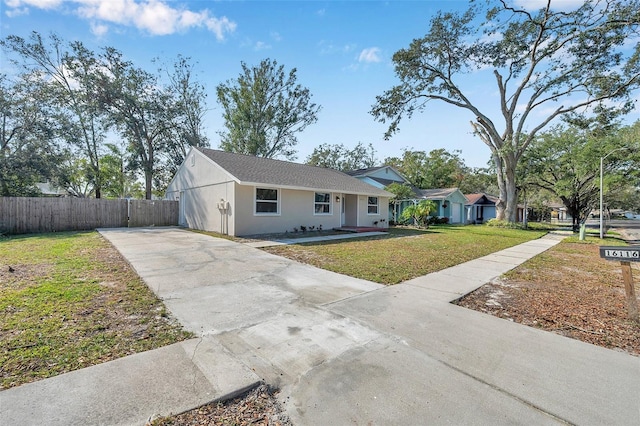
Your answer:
(457, 237), (640, 356)
(0, 231), (193, 389)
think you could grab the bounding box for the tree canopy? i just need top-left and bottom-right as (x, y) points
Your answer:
(1, 31), (209, 199)
(306, 142), (377, 171)
(521, 122), (640, 230)
(383, 148), (466, 189)
(217, 59), (320, 160)
(2, 33), (108, 197)
(0, 73), (62, 196)
(372, 0), (640, 222)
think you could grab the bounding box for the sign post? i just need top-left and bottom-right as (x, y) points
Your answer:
(599, 246), (640, 323)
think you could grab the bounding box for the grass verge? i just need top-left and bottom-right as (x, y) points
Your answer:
(0, 231), (193, 390)
(457, 236), (640, 355)
(263, 225), (546, 284)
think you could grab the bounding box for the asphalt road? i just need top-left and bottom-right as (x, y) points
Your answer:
(609, 219), (640, 243)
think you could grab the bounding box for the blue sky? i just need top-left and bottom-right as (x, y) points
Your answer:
(2, 0), (638, 168)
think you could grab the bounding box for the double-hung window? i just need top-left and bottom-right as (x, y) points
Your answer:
(367, 196), (379, 214)
(314, 192), (331, 214)
(255, 188), (279, 214)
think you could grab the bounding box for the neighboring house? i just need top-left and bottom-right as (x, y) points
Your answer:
(346, 166), (411, 220)
(418, 188), (468, 224)
(345, 166), (408, 189)
(465, 193), (498, 224)
(165, 147), (392, 236)
(35, 181), (68, 197)
(549, 203), (573, 223)
(346, 166), (468, 224)
(392, 188), (468, 224)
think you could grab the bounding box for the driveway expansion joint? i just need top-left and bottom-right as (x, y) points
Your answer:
(8, 227), (632, 426)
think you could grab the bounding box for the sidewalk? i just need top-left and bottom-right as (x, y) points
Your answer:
(2, 229), (638, 425)
(0, 338), (261, 426)
(243, 231), (387, 248)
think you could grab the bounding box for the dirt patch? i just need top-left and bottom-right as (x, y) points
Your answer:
(263, 246), (331, 266)
(148, 384), (292, 426)
(1, 232), (192, 390)
(0, 263), (55, 289)
(457, 242), (640, 356)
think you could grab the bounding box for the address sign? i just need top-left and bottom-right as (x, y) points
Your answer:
(599, 246), (640, 262)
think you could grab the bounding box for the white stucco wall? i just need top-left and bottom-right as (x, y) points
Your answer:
(166, 149), (391, 236)
(356, 195), (389, 228)
(165, 149), (236, 235)
(234, 185), (343, 236)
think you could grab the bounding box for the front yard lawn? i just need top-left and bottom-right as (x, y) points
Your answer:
(263, 226), (546, 284)
(0, 231), (193, 390)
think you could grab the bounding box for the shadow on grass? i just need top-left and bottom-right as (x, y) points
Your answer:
(295, 226), (438, 247)
(0, 230), (90, 243)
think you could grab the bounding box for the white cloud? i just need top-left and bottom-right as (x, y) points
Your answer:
(4, 0), (237, 39)
(318, 40), (357, 56)
(6, 0), (62, 9)
(358, 47), (381, 63)
(205, 15), (236, 40)
(90, 21), (109, 37)
(270, 31), (282, 42)
(254, 41), (271, 51)
(5, 6), (29, 17)
(512, 0), (586, 12)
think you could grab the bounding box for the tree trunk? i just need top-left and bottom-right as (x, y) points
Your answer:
(144, 137), (154, 200)
(493, 153), (507, 220)
(494, 151), (519, 223)
(145, 171), (152, 200)
(504, 173), (518, 223)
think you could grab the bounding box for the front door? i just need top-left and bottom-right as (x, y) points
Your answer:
(341, 195), (346, 226)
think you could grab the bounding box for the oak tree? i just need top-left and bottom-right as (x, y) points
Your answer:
(372, 0), (640, 222)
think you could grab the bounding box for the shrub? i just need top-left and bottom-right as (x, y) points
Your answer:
(485, 218), (521, 229)
(400, 200), (437, 228)
(427, 216), (449, 225)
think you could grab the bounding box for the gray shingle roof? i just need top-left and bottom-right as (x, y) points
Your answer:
(195, 147), (391, 197)
(465, 193), (498, 205)
(418, 188), (460, 199)
(344, 166), (386, 177)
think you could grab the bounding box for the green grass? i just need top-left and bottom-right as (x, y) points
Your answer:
(0, 231), (192, 390)
(264, 225), (546, 284)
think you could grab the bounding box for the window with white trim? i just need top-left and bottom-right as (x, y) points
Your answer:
(255, 188), (279, 214)
(367, 196), (379, 214)
(314, 192), (331, 214)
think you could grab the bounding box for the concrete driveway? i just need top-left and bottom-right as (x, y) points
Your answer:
(98, 227), (639, 425)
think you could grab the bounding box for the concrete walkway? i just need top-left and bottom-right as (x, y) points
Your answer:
(2, 228), (639, 425)
(243, 231), (387, 248)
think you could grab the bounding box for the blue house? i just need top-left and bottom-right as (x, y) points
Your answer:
(346, 167), (468, 224)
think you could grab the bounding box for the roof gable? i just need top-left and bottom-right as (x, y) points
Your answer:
(194, 147), (391, 197)
(465, 193), (498, 205)
(346, 166), (407, 184)
(415, 188), (469, 203)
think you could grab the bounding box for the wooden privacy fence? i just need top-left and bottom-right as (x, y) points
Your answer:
(0, 197), (178, 235)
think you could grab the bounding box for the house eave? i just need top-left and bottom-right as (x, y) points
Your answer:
(237, 180), (392, 198)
